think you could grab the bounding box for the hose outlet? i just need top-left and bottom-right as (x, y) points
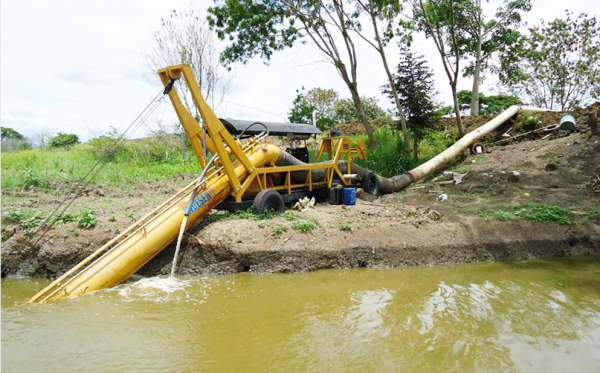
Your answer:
(362, 171), (380, 195)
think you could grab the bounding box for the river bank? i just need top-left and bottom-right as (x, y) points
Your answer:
(2, 126), (599, 278)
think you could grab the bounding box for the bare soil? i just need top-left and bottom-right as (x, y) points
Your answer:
(2, 109), (600, 278)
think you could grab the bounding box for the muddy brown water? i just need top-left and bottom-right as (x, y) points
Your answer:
(2, 256), (600, 372)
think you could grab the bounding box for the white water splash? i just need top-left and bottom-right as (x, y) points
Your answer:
(115, 276), (193, 303)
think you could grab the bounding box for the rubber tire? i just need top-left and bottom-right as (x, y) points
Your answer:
(362, 171), (379, 195)
(252, 189), (285, 214)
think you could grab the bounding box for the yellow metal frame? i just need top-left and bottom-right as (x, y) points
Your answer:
(28, 64), (368, 303)
(159, 64), (367, 203)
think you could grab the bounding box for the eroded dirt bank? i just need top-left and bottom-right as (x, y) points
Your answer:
(2, 208), (599, 278)
(2, 121), (600, 279)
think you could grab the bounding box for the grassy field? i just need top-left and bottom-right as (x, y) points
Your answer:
(1, 127), (455, 191)
(1, 134), (203, 191)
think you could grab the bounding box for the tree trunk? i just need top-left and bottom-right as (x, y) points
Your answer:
(413, 135), (419, 163)
(366, 0), (410, 156)
(470, 32), (483, 116)
(348, 84), (377, 150)
(451, 84), (465, 138)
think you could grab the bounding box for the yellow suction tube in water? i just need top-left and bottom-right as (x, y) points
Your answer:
(30, 144), (281, 303)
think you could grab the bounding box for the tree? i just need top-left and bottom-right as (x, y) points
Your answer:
(342, 0), (413, 155)
(306, 87), (339, 123)
(1, 127), (24, 141)
(500, 11), (600, 111)
(1, 127), (31, 153)
(334, 96), (392, 123)
(288, 87), (338, 129)
(457, 90), (521, 114)
(142, 4), (233, 117)
(382, 50), (438, 162)
(208, 0), (379, 149)
(48, 133), (80, 149)
(409, 0), (466, 138)
(452, 0), (531, 115)
(35, 129), (54, 148)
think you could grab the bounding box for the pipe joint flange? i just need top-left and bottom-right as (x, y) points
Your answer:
(362, 171), (380, 195)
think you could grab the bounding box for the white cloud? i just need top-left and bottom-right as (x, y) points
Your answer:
(1, 0), (597, 143)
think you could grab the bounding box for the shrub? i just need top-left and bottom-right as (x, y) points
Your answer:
(22, 169), (42, 189)
(3, 209), (25, 223)
(49, 132), (80, 149)
(334, 97), (393, 125)
(519, 114), (541, 132)
(77, 209), (97, 228)
(354, 127), (412, 177)
(1, 138), (32, 153)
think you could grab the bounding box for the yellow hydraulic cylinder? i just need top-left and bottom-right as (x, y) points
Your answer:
(31, 144), (281, 302)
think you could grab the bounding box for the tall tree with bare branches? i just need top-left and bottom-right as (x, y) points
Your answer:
(446, 0), (531, 115)
(208, 0), (379, 149)
(409, 0), (466, 137)
(341, 0), (413, 155)
(142, 4), (233, 118)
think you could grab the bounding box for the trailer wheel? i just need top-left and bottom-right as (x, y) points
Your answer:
(253, 189), (285, 214)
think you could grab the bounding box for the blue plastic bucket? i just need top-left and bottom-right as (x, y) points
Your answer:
(342, 187), (356, 206)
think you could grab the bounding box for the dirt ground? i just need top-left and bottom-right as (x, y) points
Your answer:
(2, 106), (600, 278)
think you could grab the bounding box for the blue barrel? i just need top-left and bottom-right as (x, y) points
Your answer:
(343, 187), (356, 205)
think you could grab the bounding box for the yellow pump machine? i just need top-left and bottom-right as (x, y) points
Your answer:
(29, 65), (367, 303)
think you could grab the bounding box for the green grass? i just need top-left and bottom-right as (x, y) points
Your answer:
(486, 210), (515, 222)
(2, 124), (458, 193)
(2, 207), (97, 235)
(587, 207), (600, 221)
(512, 204), (575, 225)
(339, 218), (354, 232)
(283, 211), (297, 221)
(236, 208), (279, 220)
(1, 135), (202, 190)
(462, 203), (579, 225)
(272, 223), (288, 236)
(292, 218), (318, 232)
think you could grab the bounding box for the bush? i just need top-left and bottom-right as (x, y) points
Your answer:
(3, 209), (25, 223)
(353, 127), (413, 177)
(49, 132), (80, 149)
(76, 209), (97, 228)
(519, 114), (541, 132)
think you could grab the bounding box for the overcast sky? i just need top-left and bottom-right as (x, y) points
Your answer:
(1, 0), (597, 144)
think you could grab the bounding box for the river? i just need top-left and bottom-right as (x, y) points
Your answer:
(2, 256), (600, 372)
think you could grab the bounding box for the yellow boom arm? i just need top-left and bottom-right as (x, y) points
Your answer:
(29, 66), (281, 303)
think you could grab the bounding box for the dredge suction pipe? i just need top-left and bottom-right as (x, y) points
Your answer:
(277, 105), (550, 194)
(406, 106), (549, 183)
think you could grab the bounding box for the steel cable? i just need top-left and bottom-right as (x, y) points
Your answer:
(31, 89), (167, 246)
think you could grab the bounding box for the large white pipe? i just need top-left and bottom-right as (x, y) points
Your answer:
(407, 105), (551, 182)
